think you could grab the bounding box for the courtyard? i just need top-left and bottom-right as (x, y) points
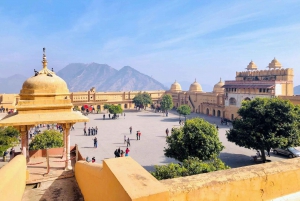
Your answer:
(71, 109), (289, 171)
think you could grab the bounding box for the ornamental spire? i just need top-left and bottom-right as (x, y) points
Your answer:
(42, 47), (48, 69)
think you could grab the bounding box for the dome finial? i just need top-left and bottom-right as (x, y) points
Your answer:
(195, 78), (196, 82)
(220, 77), (222, 82)
(42, 47), (48, 69)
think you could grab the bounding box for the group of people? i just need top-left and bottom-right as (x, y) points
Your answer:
(114, 147), (130, 157)
(84, 126), (98, 136)
(103, 113), (126, 120)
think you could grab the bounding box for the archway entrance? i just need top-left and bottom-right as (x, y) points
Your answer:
(206, 108), (209, 115)
(213, 109), (216, 116)
(217, 110), (221, 117)
(124, 104), (128, 109)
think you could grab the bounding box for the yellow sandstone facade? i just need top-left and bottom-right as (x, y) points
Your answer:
(1, 58), (299, 121)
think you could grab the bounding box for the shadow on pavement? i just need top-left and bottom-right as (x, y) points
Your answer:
(160, 118), (179, 122)
(137, 114), (162, 117)
(219, 152), (256, 168)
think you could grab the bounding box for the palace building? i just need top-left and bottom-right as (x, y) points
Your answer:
(0, 58), (299, 121)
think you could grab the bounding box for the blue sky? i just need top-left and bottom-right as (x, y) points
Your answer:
(0, 0), (300, 89)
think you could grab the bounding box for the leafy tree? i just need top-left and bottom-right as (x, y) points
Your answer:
(0, 127), (20, 155)
(104, 104), (111, 110)
(151, 157), (229, 180)
(164, 118), (224, 161)
(177, 104), (191, 121)
(132, 92), (153, 110)
(160, 94), (173, 114)
(108, 105), (123, 117)
(226, 98), (300, 163)
(29, 130), (63, 150)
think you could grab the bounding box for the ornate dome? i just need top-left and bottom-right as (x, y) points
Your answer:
(170, 80), (182, 92)
(189, 79), (202, 92)
(213, 78), (225, 93)
(246, 60), (257, 71)
(268, 57), (282, 69)
(20, 48), (70, 100)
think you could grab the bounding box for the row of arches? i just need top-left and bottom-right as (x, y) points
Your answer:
(229, 97), (251, 105)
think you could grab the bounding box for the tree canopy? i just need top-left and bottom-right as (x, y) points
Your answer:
(132, 92), (153, 109)
(177, 104), (191, 120)
(226, 97), (300, 162)
(29, 130), (63, 150)
(108, 105), (123, 115)
(151, 157), (229, 180)
(104, 104), (111, 110)
(160, 94), (173, 113)
(164, 118), (224, 161)
(0, 126), (20, 155)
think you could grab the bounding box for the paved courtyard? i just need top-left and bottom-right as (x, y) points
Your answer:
(71, 109), (290, 172)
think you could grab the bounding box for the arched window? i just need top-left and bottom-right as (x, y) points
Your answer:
(229, 98), (236, 105)
(244, 97), (251, 101)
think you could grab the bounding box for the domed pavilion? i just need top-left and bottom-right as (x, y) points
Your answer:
(170, 80), (182, 92)
(0, 48), (89, 169)
(268, 57), (282, 69)
(213, 78), (225, 93)
(189, 79), (202, 92)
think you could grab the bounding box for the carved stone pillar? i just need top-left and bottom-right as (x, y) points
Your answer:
(63, 123), (72, 170)
(19, 125), (31, 163)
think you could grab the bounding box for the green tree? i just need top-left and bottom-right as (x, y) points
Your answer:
(164, 118), (224, 161)
(226, 98), (300, 163)
(108, 105), (123, 117)
(0, 127), (20, 155)
(29, 130), (63, 150)
(151, 157), (229, 180)
(177, 104), (191, 121)
(104, 104), (111, 110)
(132, 92), (153, 110)
(160, 94), (173, 114)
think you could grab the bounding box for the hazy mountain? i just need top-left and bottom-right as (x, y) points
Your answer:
(164, 81), (213, 92)
(57, 63), (167, 92)
(0, 74), (27, 94)
(294, 85), (300, 95)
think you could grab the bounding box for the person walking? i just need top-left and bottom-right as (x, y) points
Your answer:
(136, 131), (139, 140)
(127, 138), (130, 147)
(125, 148), (130, 157)
(95, 126), (98, 135)
(124, 134), (127, 144)
(124, 113), (126, 119)
(138, 131), (141, 140)
(166, 128), (169, 137)
(103, 114), (105, 120)
(88, 127), (91, 136)
(129, 126), (132, 134)
(109, 114), (111, 119)
(93, 137), (98, 148)
(84, 127), (87, 136)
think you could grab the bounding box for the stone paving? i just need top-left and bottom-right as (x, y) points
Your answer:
(71, 109), (290, 172)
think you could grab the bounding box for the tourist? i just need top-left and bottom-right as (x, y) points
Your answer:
(171, 127), (174, 133)
(216, 125), (219, 131)
(95, 126), (98, 135)
(3, 150), (8, 162)
(93, 137), (98, 148)
(124, 113), (126, 119)
(84, 127), (87, 136)
(103, 114), (105, 120)
(86, 156), (91, 162)
(138, 131), (141, 140)
(88, 127), (91, 136)
(109, 114), (111, 119)
(166, 128), (169, 137)
(120, 150), (124, 157)
(136, 131), (139, 140)
(127, 138), (130, 147)
(125, 148), (130, 157)
(124, 134), (127, 144)
(9, 148), (15, 161)
(129, 126), (132, 134)
(91, 127), (94, 135)
(114, 149), (120, 158)
(92, 157), (96, 163)
(179, 119), (182, 125)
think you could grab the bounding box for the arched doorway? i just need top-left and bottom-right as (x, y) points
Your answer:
(213, 109), (216, 116)
(217, 110), (221, 117)
(198, 105), (201, 113)
(244, 97), (251, 101)
(231, 114), (234, 120)
(124, 104), (128, 109)
(97, 105), (101, 110)
(206, 108), (209, 115)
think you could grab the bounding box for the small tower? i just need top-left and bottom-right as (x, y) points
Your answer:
(268, 57), (282, 69)
(246, 60), (258, 71)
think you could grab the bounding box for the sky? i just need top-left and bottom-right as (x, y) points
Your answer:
(0, 0), (300, 89)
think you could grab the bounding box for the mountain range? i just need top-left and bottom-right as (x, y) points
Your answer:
(56, 63), (167, 92)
